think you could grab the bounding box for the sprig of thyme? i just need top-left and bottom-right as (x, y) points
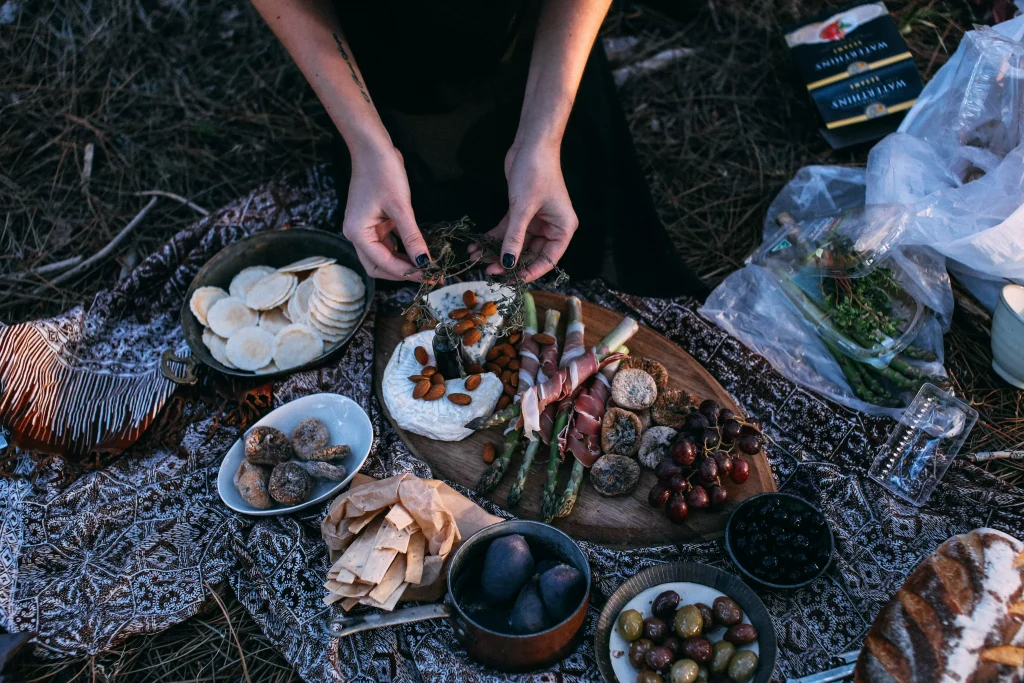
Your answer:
(401, 216), (568, 335)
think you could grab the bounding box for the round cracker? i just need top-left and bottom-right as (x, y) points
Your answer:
(202, 327), (214, 348)
(311, 295), (362, 320)
(308, 316), (355, 342)
(226, 326), (275, 371)
(278, 256), (336, 273)
(207, 297), (258, 338)
(312, 264), (365, 303)
(258, 307), (291, 335)
(273, 324), (324, 370)
(189, 286), (229, 326)
(246, 272), (297, 311)
(287, 278), (316, 322)
(254, 361), (279, 375)
(312, 290), (364, 314)
(229, 266), (276, 299)
(208, 334), (237, 369)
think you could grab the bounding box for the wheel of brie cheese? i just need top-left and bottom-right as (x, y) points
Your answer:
(382, 330), (503, 441)
(424, 281), (514, 366)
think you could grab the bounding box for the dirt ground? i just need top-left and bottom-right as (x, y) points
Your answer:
(3, 0), (1019, 680)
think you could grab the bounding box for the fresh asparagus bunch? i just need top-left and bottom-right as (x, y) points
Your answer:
(475, 293), (538, 494)
(507, 307), (561, 507)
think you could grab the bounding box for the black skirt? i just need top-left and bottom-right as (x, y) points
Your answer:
(331, 0), (707, 299)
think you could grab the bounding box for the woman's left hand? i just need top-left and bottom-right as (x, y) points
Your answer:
(471, 138), (578, 282)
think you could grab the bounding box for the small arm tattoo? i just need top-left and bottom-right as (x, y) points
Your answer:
(332, 33), (371, 103)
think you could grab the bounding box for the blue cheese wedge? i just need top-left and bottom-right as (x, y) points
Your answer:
(382, 330), (502, 441)
(424, 282), (513, 366)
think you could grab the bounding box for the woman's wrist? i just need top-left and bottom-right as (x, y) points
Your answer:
(342, 122), (394, 165)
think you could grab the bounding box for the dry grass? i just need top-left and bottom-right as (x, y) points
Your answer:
(4, 0), (1017, 680)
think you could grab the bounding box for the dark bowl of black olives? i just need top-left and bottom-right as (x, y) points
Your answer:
(725, 493), (834, 590)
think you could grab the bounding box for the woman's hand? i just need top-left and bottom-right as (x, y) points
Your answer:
(342, 142), (431, 281)
(474, 138), (578, 282)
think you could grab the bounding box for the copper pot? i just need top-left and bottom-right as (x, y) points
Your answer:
(327, 520), (591, 672)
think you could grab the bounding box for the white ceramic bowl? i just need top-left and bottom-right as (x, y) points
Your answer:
(217, 393), (373, 515)
(992, 284), (1024, 389)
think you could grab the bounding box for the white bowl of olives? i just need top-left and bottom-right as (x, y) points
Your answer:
(595, 563), (776, 683)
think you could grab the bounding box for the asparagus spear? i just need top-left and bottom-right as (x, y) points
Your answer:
(507, 307), (561, 507)
(475, 293), (538, 494)
(541, 407), (572, 522)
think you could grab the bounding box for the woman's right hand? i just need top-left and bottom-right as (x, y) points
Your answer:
(342, 142), (431, 281)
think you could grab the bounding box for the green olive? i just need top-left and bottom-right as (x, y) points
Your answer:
(710, 640), (736, 674)
(669, 659), (700, 683)
(636, 671), (664, 683)
(619, 609), (644, 642)
(727, 651), (759, 683)
(695, 666), (710, 682)
(674, 605), (704, 639)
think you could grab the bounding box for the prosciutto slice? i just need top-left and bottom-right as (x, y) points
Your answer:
(516, 324), (540, 396)
(520, 348), (624, 440)
(560, 318), (586, 369)
(562, 363), (616, 467)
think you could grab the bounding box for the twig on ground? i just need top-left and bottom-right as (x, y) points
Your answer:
(136, 190), (210, 216)
(32, 197), (158, 294)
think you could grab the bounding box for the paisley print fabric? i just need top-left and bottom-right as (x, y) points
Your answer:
(1, 168), (1022, 682)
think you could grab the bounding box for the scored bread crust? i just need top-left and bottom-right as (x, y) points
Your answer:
(854, 528), (1024, 683)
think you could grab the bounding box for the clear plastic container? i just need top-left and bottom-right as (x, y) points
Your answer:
(751, 204), (930, 363)
(868, 384), (978, 506)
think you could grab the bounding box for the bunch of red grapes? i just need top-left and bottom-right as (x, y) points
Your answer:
(647, 399), (763, 524)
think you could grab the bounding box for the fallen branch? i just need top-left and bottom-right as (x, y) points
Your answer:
(137, 190), (210, 216)
(32, 197), (158, 293)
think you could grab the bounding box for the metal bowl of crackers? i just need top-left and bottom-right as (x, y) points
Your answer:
(177, 228), (374, 380)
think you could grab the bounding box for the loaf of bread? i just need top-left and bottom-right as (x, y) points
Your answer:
(855, 528), (1024, 683)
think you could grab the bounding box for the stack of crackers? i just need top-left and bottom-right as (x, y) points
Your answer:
(321, 474), (461, 611)
(189, 257), (366, 373)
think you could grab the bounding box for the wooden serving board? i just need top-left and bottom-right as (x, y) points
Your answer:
(374, 291), (776, 547)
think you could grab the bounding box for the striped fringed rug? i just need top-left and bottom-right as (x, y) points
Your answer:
(0, 311), (183, 457)
(0, 165), (339, 461)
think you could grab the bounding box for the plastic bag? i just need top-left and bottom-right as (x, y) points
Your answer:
(702, 18), (1024, 414)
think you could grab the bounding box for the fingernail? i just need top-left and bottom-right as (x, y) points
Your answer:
(415, 254), (429, 268)
(502, 253), (515, 268)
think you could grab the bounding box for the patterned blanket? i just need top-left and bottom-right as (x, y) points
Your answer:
(2, 168), (1023, 682)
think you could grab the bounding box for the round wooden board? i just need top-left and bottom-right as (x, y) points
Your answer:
(374, 290), (776, 548)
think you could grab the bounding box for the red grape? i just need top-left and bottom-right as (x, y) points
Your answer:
(698, 399), (720, 424)
(721, 419), (742, 444)
(684, 412), (709, 435)
(710, 485), (728, 507)
(667, 494), (689, 523)
(655, 460), (682, 483)
(698, 457), (718, 484)
(738, 434), (762, 455)
(713, 452), (734, 478)
(666, 473), (689, 494)
(687, 485), (710, 510)
(649, 484), (672, 508)
(702, 428), (720, 449)
(730, 458), (750, 484)
(671, 438), (697, 467)
(717, 408), (735, 425)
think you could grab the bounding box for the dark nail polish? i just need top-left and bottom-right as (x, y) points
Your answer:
(415, 254), (429, 268)
(502, 253), (515, 268)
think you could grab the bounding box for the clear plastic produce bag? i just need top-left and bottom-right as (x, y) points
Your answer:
(702, 17), (1024, 414)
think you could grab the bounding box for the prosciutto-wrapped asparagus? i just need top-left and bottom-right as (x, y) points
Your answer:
(476, 293), (538, 494)
(553, 350), (625, 518)
(562, 362), (615, 467)
(507, 307), (561, 507)
(519, 316), (637, 440)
